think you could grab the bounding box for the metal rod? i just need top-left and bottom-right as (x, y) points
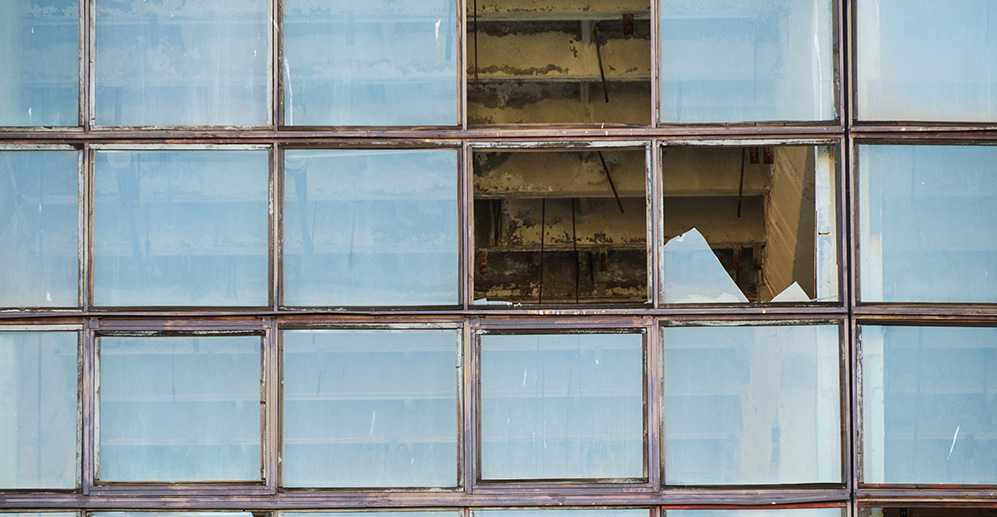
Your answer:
(737, 147), (746, 217)
(592, 24), (610, 103)
(538, 197), (546, 304)
(473, 0), (479, 84)
(572, 197), (580, 303)
(597, 151), (625, 213)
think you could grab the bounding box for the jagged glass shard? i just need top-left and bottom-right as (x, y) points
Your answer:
(661, 228), (748, 304)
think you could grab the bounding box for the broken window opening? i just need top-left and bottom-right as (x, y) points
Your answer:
(467, 0), (651, 125)
(473, 148), (648, 305)
(660, 145), (838, 304)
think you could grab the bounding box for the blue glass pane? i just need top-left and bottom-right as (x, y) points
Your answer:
(862, 326), (997, 484)
(0, 151), (79, 308)
(0, 332), (78, 488)
(93, 150), (269, 307)
(0, 0), (79, 126)
(667, 510), (843, 517)
(480, 333), (644, 480)
(283, 149), (459, 307)
(858, 145), (997, 303)
(662, 325), (841, 484)
(283, 0), (458, 126)
(857, 0), (997, 122)
(477, 511), (648, 517)
(98, 336), (262, 482)
(283, 330), (459, 487)
(95, 0), (268, 126)
(660, 0), (835, 123)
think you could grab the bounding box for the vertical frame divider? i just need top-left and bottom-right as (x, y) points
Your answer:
(81, 318), (98, 493)
(271, 144), (282, 312)
(264, 317), (280, 492)
(83, 144), (94, 311)
(457, 0), (468, 130)
(649, 0), (659, 128)
(79, 0), (89, 130)
(273, 0), (282, 130)
(462, 141), (473, 310)
(646, 317), (661, 489)
(85, 0), (96, 129)
(462, 318), (478, 492)
(649, 139), (662, 309)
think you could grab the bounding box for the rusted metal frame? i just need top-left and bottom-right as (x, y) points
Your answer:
(262, 317), (279, 493)
(272, 145), (282, 312)
(81, 318), (97, 494)
(461, 142), (472, 311)
(461, 319), (474, 491)
(661, 502), (849, 511)
(80, 0), (90, 131)
(85, 0), (96, 130)
(646, 317), (661, 490)
(274, 319), (286, 489)
(80, 143), (90, 311)
(849, 316), (861, 499)
(649, 0), (659, 129)
(855, 493), (997, 507)
(270, 0), (279, 131)
(84, 145), (96, 311)
(835, 0), (847, 132)
(457, 0), (468, 130)
(648, 139), (662, 309)
(470, 322), (654, 491)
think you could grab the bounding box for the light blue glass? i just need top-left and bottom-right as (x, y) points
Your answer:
(862, 326), (997, 484)
(95, 0), (268, 126)
(660, 0), (835, 123)
(282, 0), (458, 126)
(0, 332), (78, 489)
(666, 510), (844, 517)
(94, 513), (254, 517)
(477, 511), (648, 517)
(283, 149), (459, 307)
(662, 325), (841, 484)
(0, 151), (79, 308)
(93, 150), (269, 307)
(0, 0), (79, 126)
(480, 333), (644, 480)
(282, 329), (459, 487)
(857, 0), (997, 121)
(98, 336), (262, 482)
(858, 145), (997, 303)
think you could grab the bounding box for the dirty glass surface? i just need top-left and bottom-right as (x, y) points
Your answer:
(0, 332), (77, 489)
(477, 511), (648, 517)
(857, 0), (997, 122)
(94, 513), (254, 517)
(283, 149), (459, 307)
(472, 150), (648, 305)
(659, 0), (835, 123)
(0, 0), (79, 126)
(0, 151), (79, 308)
(94, 0), (268, 126)
(858, 145), (997, 303)
(479, 333), (644, 480)
(661, 145), (838, 304)
(93, 150), (269, 307)
(98, 336), (261, 482)
(283, 329), (459, 487)
(283, 0), (458, 126)
(861, 325), (997, 484)
(662, 325), (841, 485)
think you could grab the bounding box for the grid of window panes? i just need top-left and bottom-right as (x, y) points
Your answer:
(1, 1), (995, 517)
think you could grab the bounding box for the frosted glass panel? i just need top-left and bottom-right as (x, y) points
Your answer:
(480, 333), (644, 480)
(662, 325), (841, 484)
(283, 330), (459, 487)
(98, 336), (262, 482)
(861, 326), (997, 484)
(93, 150), (269, 307)
(0, 151), (79, 308)
(857, 0), (997, 121)
(283, 149), (459, 307)
(0, 0), (79, 126)
(95, 0), (268, 126)
(0, 332), (78, 488)
(283, 0), (458, 126)
(858, 145), (997, 303)
(666, 510), (844, 517)
(660, 0), (835, 123)
(477, 511), (648, 517)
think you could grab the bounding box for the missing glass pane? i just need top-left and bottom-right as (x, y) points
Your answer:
(473, 149), (648, 304)
(467, 0), (651, 125)
(661, 145), (838, 304)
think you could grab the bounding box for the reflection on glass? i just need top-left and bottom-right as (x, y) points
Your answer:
(0, 332), (77, 489)
(662, 325), (841, 484)
(0, 0), (78, 126)
(283, 0), (457, 126)
(858, 145), (997, 303)
(861, 325), (997, 484)
(94, 513), (254, 517)
(98, 336), (261, 482)
(480, 333), (644, 480)
(283, 149), (458, 307)
(0, 151), (79, 308)
(660, 0), (835, 123)
(666, 509), (844, 517)
(857, 0), (997, 121)
(93, 150), (269, 307)
(473, 150), (648, 304)
(661, 145), (838, 304)
(282, 329), (459, 487)
(95, 0), (268, 126)
(477, 511), (648, 517)
(293, 513), (459, 517)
